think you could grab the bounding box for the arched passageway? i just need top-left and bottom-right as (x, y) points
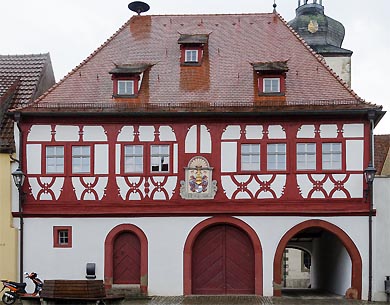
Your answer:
(274, 220), (362, 299)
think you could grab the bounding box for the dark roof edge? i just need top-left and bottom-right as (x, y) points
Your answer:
(11, 108), (385, 123)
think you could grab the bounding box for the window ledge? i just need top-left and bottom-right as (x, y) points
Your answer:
(181, 62), (202, 67)
(258, 92), (285, 97)
(113, 94), (138, 98)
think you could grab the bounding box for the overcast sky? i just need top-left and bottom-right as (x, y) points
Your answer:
(1, 0), (389, 134)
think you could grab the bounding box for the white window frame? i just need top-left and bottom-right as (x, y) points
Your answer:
(297, 143), (316, 170)
(241, 144), (260, 171)
(151, 145), (170, 173)
(72, 146), (91, 174)
(124, 145), (144, 173)
(322, 143), (342, 170)
(58, 230), (69, 245)
(46, 146), (64, 174)
(117, 80), (135, 95)
(185, 49), (199, 63)
(263, 78), (280, 93)
(267, 143), (286, 170)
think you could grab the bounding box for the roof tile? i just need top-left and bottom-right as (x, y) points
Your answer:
(29, 13), (381, 113)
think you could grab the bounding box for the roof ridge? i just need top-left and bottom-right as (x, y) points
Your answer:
(275, 12), (379, 108)
(135, 12), (273, 17)
(0, 53), (50, 58)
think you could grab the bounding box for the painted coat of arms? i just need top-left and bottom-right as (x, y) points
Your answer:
(180, 156), (217, 199)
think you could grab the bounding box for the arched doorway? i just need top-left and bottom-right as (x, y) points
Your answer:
(104, 224), (148, 294)
(273, 220), (362, 299)
(184, 217), (263, 295)
(113, 231), (140, 284)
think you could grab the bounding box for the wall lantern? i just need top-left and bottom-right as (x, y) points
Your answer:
(12, 167), (25, 189)
(364, 163), (376, 185)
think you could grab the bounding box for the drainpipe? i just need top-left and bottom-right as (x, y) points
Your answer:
(14, 113), (24, 283)
(367, 110), (376, 302)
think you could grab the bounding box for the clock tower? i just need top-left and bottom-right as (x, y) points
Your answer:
(288, 0), (353, 87)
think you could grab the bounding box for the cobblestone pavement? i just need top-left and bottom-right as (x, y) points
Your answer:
(122, 296), (384, 305)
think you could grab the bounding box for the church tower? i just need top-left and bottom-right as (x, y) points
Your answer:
(288, 0), (352, 86)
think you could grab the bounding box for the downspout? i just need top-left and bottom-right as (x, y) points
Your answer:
(368, 110), (376, 302)
(14, 112), (24, 283)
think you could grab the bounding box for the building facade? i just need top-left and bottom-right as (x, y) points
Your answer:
(10, 1), (385, 300)
(0, 54), (55, 282)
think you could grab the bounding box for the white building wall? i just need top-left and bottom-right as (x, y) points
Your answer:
(373, 176), (390, 301)
(23, 216), (369, 297)
(312, 231), (351, 295)
(323, 56), (352, 87)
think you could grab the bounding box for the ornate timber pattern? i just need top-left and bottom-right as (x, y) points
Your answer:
(25, 122), (366, 203)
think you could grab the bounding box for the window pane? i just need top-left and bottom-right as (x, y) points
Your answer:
(185, 49), (198, 62)
(124, 145), (143, 173)
(297, 143), (316, 170)
(241, 144), (260, 171)
(46, 146), (64, 174)
(263, 78), (280, 93)
(118, 80), (134, 95)
(150, 145), (170, 172)
(322, 143), (342, 170)
(267, 143), (286, 170)
(72, 146), (91, 173)
(58, 231), (68, 245)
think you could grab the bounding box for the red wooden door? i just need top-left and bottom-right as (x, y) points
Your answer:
(113, 232), (141, 284)
(192, 224), (255, 294)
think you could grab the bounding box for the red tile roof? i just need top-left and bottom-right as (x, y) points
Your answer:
(26, 13), (381, 114)
(0, 54), (55, 152)
(374, 135), (390, 175)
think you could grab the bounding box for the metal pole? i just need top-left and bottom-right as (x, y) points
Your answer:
(368, 111), (375, 302)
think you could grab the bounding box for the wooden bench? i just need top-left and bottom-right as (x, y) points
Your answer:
(22, 280), (123, 305)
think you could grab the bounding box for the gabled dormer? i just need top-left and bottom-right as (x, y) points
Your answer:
(109, 64), (151, 97)
(252, 61), (288, 96)
(178, 34), (209, 66)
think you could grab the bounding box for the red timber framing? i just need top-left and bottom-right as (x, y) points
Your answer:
(183, 216), (263, 295)
(18, 116), (372, 217)
(104, 224), (148, 294)
(273, 219), (362, 299)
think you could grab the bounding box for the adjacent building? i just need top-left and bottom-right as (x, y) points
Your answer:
(373, 134), (390, 301)
(8, 1), (386, 300)
(0, 54), (55, 281)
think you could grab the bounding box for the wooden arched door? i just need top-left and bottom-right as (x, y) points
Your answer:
(192, 224), (255, 294)
(113, 232), (141, 284)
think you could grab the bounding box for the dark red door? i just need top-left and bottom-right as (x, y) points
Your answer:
(113, 232), (141, 284)
(192, 224), (255, 294)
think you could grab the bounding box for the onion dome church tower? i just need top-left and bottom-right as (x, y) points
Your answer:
(288, 0), (353, 86)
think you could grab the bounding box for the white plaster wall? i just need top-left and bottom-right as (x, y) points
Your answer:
(324, 56), (351, 87)
(22, 216), (369, 297)
(373, 176), (390, 301)
(312, 231), (351, 295)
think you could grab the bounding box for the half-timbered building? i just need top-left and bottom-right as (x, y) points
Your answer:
(11, 1), (385, 300)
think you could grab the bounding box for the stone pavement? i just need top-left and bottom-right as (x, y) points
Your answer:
(122, 296), (383, 305)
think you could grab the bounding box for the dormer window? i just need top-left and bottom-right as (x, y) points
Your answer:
(253, 61), (288, 96)
(178, 34), (209, 65)
(263, 78), (280, 93)
(185, 49), (199, 63)
(118, 80), (135, 95)
(109, 63), (151, 98)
